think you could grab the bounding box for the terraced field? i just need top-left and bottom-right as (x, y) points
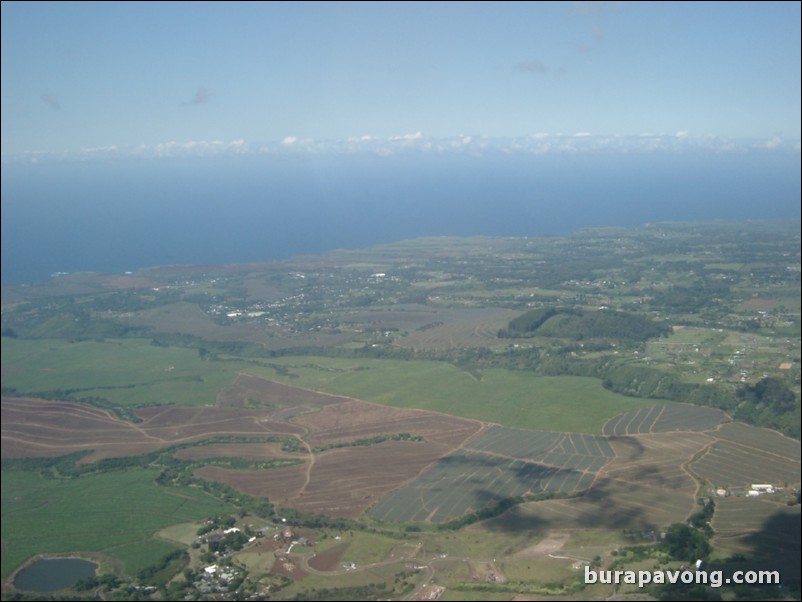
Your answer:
(369, 426), (614, 523)
(602, 403), (727, 436)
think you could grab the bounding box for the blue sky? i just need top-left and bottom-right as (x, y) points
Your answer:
(2, 1), (800, 159)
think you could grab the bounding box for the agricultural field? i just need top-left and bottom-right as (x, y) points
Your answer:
(690, 439), (801, 489)
(602, 403), (727, 436)
(249, 357), (658, 433)
(1, 395), (306, 462)
(2, 221), (800, 599)
(1, 468), (235, 579)
(368, 449), (598, 523)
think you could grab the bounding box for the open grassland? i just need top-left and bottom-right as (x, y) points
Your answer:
(1, 337), (242, 407)
(0, 468), (234, 580)
(252, 356), (656, 433)
(2, 338), (656, 434)
(602, 403), (727, 436)
(391, 307), (519, 350)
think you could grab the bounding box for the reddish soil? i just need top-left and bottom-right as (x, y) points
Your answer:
(216, 373), (349, 409)
(294, 399), (482, 447)
(196, 439), (457, 518)
(307, 542), (349, 572)
(1, 397), (302, 463)
(271, 555), (307, 580)
(195, 463), (308, 507)
(173, 442), (292, 461)
(2, 375), (483, 519)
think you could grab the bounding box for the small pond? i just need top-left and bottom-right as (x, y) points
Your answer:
(14, 557), (98, 592)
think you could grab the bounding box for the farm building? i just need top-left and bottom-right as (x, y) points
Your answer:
(751, 484), (775, 493)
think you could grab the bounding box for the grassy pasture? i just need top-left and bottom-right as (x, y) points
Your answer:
(2, 339), (655, 433)
(1, 337), (242, 407)
(254, 357), (655, 433)
(0, 468), (234, 579)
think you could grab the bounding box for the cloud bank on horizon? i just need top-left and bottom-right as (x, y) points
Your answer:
(3, 132), (800, 165)
(1, 1), (800, 161)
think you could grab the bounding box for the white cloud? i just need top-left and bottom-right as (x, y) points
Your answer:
(391, 131), (424, 141)
(3, 133), (800, 165)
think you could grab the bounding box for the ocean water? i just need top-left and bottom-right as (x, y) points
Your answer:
(1, 152), (799, 285)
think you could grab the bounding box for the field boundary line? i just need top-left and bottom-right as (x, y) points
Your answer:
(238, 372), (488, 432)
(649, 404), (667, 434)
(706, 433), (802, 464)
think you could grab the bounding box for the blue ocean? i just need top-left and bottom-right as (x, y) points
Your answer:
(2, 152), (799, 285)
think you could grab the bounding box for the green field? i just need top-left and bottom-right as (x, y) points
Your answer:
(250, 356), (657, 433)
(1, 337), (242, 407)
(2, 338), (657, 433)
(0, 468), (235, 579)
(1, 221), (799, 598)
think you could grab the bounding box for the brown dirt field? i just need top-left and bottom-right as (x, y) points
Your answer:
(1, 397), (303, 463)
(270, 555), (307, 580)
(514, 532), (571, 558)
(293, 399), (482, 448)
(1, 397), (165, 460)
(135, 405), (305, 439)
(216, 373), (350, 409)
(194, 463), (308, 507)
(2, 375), (483, 520)
(307, 542), (349, 572)
(195, 439), (457, 518)
(173, 442), (292, 461)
